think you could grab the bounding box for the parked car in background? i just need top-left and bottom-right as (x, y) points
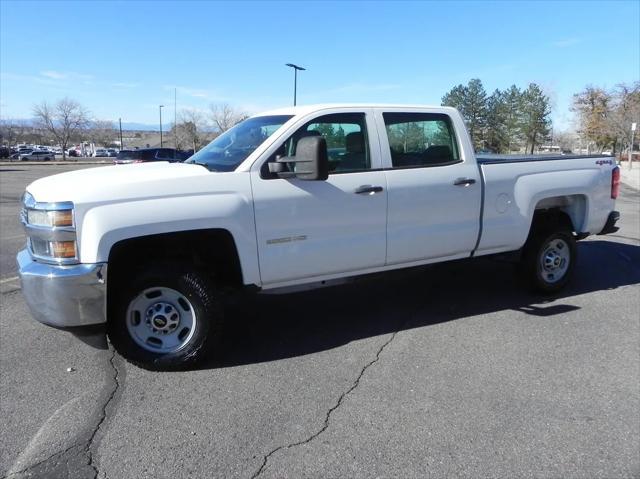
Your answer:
(67, 149), (80, 157)
(9, 148), (34, 160)
(93, 149), (109, 157)
(114, 148), (189, 164)
(0, 146), (10, 159)
(107, 149), (118, 157)
(19, 150), (55, 161)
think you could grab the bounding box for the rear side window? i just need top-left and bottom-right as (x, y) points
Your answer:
(117, 150), (142, 160)
(156, 148), (176, 160)
(141, 150), (156, 161)
(382, 113), (460, 168)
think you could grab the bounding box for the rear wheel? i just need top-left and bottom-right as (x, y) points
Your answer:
(108, 262), (223, 370)
(521, 229), (576, 293)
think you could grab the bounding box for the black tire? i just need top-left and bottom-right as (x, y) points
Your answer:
(108, 262), (223, 370)
(520, 228), (576, 293)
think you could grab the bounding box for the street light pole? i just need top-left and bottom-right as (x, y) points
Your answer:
(285, 63), (306, 106)
(630, 122), (637, 170)
(159, 105), (165, 147)
(119, 118), (124, 150)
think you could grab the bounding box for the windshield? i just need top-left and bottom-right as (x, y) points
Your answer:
(186, 115), (292, 171)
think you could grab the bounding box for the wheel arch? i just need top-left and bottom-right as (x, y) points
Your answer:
(107, 229), (245, 295)
(531, 194), (588, 234)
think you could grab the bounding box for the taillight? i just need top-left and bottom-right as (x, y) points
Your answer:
(611, 166), (620, 199)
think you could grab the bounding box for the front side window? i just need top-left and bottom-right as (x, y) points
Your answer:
(264, 113), (370, 177)
(383, 112), (460, 168)
(186, 115), (292, 172)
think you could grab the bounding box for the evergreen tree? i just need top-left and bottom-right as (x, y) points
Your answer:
(335, 125), (346, 147)
(485, 89), (509, 153)
(441, 84), (467, 112)
(502, 85), (524, 152)
(520, 83), (551, 154)
(441, 79), (487, 150)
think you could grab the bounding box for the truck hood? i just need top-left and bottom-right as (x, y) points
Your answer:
(26, 162), (213, 204)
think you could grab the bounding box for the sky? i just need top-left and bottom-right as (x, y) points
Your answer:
(1, 0), (638, 130)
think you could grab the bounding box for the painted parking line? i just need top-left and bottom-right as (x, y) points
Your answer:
(0, 276), (19, 284)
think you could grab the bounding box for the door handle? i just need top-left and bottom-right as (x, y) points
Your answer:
(453, 177), (476, 186)
(354, 185), (384, 195)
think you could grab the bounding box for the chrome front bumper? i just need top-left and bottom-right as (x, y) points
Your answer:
(17, 249), (108, 327)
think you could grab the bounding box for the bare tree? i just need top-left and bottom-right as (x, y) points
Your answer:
(571, 86), (615, 153)
(32, 98), (90, 160)
(0, 119), (30, 146)
(177, 109), (207, 152)
(209, 103), (244, 133)
(553, 130), (579, 152)
(89, 120), (116, 147)
(607, 82), (640, 156)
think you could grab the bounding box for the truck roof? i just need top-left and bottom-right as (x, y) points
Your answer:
(255, 103), (456, 117)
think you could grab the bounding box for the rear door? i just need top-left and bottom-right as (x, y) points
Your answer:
(376, 109), (481, 265)
(251, 109), (388, 286)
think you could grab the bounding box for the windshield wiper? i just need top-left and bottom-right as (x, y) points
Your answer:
(188, 160), (215, 170)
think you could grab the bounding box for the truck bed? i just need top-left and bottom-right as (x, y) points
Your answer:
(474, 153), (617, 258)
(476, 154), (614, 165)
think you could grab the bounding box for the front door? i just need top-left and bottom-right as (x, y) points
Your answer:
(251, 110), (387, 286)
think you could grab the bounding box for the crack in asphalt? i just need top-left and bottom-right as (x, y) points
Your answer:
(3, 348), (121, 479)
(86, 348), (120, 478)
(250, 330), (400, 479)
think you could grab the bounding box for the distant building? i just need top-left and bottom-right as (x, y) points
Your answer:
(538, 145), (562, 153)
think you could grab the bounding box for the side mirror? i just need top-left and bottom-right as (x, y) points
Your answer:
(268, 136), (329, 181)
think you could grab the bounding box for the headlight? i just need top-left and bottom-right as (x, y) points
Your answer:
(21, 192), (77, 264)
(30, 238), (77, 260)
(27, 209), (74, 228)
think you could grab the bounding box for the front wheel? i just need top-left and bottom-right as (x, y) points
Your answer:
(108, 263), (223, 370)
(520, 229), (576, 293)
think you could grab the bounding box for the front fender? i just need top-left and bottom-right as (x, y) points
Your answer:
(77, 193), (260, 286)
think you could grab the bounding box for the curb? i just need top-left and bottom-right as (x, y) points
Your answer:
(618, 162), (640, 191)
(0, 161), (110, 166)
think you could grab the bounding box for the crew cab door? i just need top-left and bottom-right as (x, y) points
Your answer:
(250, 110), (387, 286)
(376, 109), (481, 264)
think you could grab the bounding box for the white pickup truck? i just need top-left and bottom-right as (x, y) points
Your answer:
(18, 104), (621, 369)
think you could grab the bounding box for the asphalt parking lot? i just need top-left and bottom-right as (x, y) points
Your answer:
(1, 164), (639, 479)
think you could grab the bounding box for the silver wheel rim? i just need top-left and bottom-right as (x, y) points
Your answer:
(126, 287), (197, 353)
(539, 238), (570, 284)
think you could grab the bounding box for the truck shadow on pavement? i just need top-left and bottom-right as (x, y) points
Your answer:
(210, 239), (640, 369)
